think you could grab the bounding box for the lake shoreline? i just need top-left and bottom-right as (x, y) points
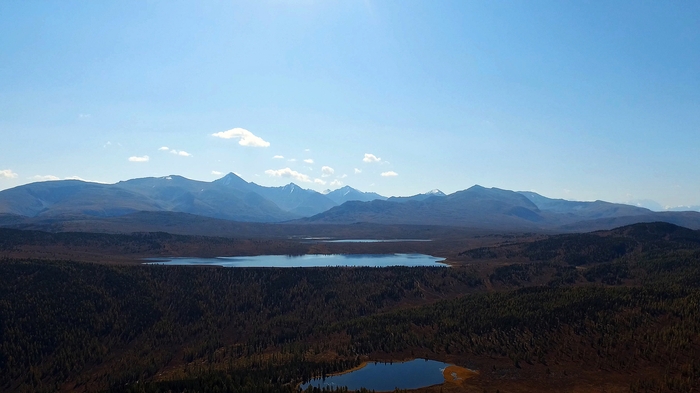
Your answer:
(143, 253), (448, 268)
(300, 358), (464, 392)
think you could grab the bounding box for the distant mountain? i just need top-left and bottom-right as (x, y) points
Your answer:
(210, 173), (337, 216)
(324, 186), (386, 205)
(245, 182), (337, 217)
(517, 191), (652, 220)
(303, 185), (700, 231)
(3, 175), (699, 231)
(305, 185), (547, 229)
(0, 180), (161, 218)
(388, 189), (446, 203)
(668, 205), (700, 212)
(0, 176), (298, 222)
(0, 173), (345, 222)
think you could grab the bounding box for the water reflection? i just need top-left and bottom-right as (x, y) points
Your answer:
(301, 359), (451, 391)
(145, 253), (448, 268)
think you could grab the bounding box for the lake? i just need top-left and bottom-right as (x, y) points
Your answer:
(302, 238), (432, 243)
(144, 253), (448, 268)
(301, 359), (451, 391)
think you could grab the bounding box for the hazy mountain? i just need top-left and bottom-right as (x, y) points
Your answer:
(115, 175), (297, 222)
(305, 185), (547, 229)
(324, 186), (386, 205)
(0, 173), (338, 222)
(3, 175), (699, 231)
(626, 199), (665, 211)
(0, 176), (298, 222)
(668, 205), (700, 212)
(388, 189), (446, 203)
(245, 183), (338, 217)
(517, 191), (652, 220)
(303, 185), (700, 231)
(0, 180), (161, 218)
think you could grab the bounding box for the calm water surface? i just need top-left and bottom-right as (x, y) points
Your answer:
(302, 238), (432, 243)
(301, 359), (450, 391)
(145, 254), (447, 268)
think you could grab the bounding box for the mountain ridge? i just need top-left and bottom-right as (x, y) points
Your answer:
(1, 175), (699, 231)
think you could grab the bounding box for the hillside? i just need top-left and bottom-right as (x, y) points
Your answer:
(3, 222), (700, 392)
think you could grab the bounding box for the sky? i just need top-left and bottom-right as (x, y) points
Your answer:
(1, 1), (699, 209)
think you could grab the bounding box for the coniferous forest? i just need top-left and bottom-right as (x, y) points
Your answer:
(2, 222), (700, 392)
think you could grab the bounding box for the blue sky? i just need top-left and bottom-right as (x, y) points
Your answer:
(1, 1), (699, 209)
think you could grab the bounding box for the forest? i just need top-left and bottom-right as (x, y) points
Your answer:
(1, 222), (700, 392)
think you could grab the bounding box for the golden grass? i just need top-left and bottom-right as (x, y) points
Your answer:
(443, 365), (478, 386)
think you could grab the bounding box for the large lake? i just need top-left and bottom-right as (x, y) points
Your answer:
(145, 253), (448, 268)
(301, 359), (451, 391)
(302, 238), (432, 243)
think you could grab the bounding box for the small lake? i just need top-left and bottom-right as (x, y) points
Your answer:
(302, 238), (432, 243)
(301, 359), (451, 391)
(145, 254), (448, 268)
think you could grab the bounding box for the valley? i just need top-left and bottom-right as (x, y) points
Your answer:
(2, 221), (700, 392)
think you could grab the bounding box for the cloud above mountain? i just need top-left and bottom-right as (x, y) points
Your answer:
(212, 128), (270, 147)
(128, 156), (149, 162)
(31, 175), (60, 181)
(381, 171), (398, 177)
(0, 169), (18, 179)
(264, 167), (311, 183)
(321, 166), (335, 177)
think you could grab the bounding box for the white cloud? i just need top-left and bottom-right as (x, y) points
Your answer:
(303, 159), (314, 164)
(129, 155), (150, 162)
(30, 175), (104, 183)
(64, 176), (88, 181)
(31, 175), (60, 181)
(264, 167), (311, 183)
(354, 168), (362, 174)
(0, 169), (18, 179)
(79, 114), (91, 119)
(288, 158), (297, 162)
(273, 155), (284, 159)
(212, 171), (223, 175)
(211, 128), (270, 147)
(321, 166), (335, 177)
(170, 150), (192, 157)
(314, 178), (326, 185)
(158, 146), (169, 151)
(363, 153), (381, 163)
(305, 148), (311, 152)
(340, 174), (347, 179)
(381, 171), (398, 177)
(330, 179), (342, 187)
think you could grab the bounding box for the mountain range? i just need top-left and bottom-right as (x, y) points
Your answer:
(1, 174), (699, 232)
(302, 185), (700, 231)
(0, 173), (385, 222)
